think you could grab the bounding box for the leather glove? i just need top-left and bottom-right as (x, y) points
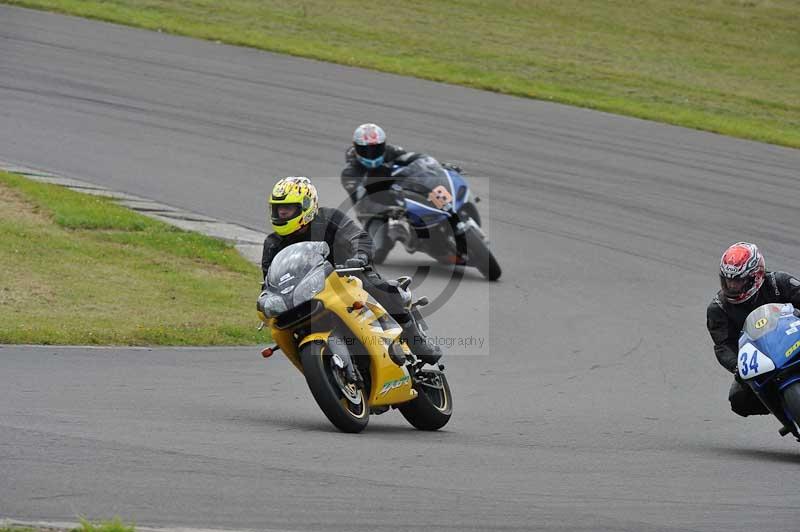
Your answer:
(345, 253), (369, 269)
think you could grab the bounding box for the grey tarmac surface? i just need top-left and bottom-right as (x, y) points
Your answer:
(2, 5), (800, 531)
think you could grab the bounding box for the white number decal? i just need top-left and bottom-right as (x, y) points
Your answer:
(737, 343), (776, 380)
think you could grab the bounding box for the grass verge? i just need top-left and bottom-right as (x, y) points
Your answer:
(2, 0), (799, 148)
(75, 518), (134, 532)
(1, 517), (134, 532)
(0, 170), (266, 345)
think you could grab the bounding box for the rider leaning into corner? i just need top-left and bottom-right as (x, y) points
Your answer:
(258, 176), (442, 365)
(707, 242), (800, 417)
(340, 123), (461, 258)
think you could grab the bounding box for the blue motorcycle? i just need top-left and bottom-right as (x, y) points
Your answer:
(361, 157), (501, 281)
(737, 303), (800, 440)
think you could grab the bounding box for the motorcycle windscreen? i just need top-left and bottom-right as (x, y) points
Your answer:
(742, 303), (785, 340)
(265, 241), (333, 311)
(742, 303), (800, 370)
(392, 157), (453, 208)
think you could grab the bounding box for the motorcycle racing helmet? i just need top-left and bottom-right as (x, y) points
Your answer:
(719, 242), (765, 304)
(269, 176), (319, 236)
(353, 123), (386, 169)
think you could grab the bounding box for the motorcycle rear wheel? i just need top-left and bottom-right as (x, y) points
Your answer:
(300, 341), (369, 433)
(399, 369), (453, 431)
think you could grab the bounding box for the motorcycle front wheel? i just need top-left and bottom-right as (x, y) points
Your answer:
(300, 341), (369, 433)
(458, 203), (482, 227)
(463, 226), (501, 281)
(781, 382), (800, 428)
(399, 369), (453, 431)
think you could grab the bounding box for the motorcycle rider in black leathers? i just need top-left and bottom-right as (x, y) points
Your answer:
(259, 176), (442, 365)
(341, 123), (460, 261)
(707, 242), (800, 416)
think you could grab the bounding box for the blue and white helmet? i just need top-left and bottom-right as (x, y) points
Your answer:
(353, 123), (386, 169)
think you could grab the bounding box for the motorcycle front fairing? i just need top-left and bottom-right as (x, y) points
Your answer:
(260, 242), (332, 317)
(392, 158), (454, 228)
(737, 304), (800, 421)
(446, 169), (470, 213)
(258, 242), (333, 370)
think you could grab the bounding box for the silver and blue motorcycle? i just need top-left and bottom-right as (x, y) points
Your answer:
(360, 157), (501, 281)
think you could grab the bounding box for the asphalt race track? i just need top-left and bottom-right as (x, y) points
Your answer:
(2, 5), (800, 531)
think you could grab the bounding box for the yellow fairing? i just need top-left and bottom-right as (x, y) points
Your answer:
(317, 273), (416, 407)
(269, 325), (303, 372)
(263, 272), (416, 407)
(298, 331), (331, 348)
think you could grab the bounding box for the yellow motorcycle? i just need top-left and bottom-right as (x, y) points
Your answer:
(257, 241), (453, 433)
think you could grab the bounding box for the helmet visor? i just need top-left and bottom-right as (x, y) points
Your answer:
(355, 142), (385, 162)
(271, 203), (301, 225)
(720, 276), (754, 300)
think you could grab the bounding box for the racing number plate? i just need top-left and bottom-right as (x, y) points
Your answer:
(738, 342), (775, 380)
(428, 185), (453, 210)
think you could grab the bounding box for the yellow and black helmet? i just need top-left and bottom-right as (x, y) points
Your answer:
(268, 176), (319, 236)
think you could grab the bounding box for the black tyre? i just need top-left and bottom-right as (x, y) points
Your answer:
(300, 341), (369, 433)
(464, 226), (501, 281)
(782, 382), (800, 427)
(399, 370), (453, 431)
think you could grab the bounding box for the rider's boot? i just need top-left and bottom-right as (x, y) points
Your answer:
(399, 318), (442, 365)
(366, 218), (395, 264)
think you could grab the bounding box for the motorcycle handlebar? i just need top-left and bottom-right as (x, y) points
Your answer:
(335, 267), (365, 273)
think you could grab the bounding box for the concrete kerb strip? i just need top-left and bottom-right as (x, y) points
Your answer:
(0, 160), (267, 265)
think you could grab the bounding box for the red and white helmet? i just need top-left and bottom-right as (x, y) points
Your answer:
(719, 242), (765, 304)
(353, 123), (386, 169)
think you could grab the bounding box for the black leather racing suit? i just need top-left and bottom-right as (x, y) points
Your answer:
(261, 206), (410, 321)
(340, 144), (429, 215)
(706, 271), (800, 416)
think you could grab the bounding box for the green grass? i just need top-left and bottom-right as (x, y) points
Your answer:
(74, 518), (134, 532)
(3, 0), (799, 148)
(0, 170), (267, 345)
(0, 517), (135, 532)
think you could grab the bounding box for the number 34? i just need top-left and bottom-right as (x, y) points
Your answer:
(740, 350), (759, 376)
